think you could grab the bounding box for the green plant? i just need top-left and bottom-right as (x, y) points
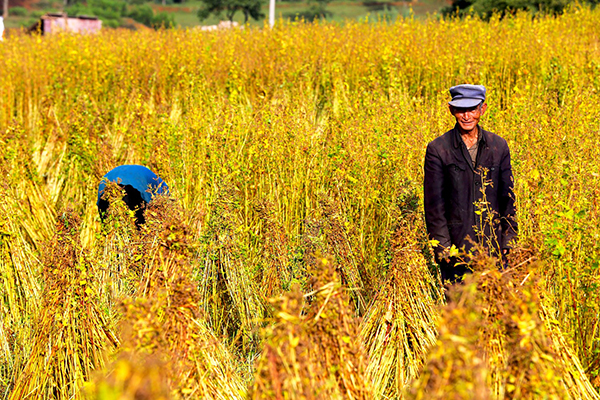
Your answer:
(8, 6), (28, 16)
(197, 0), (264, 23)
(128, 4), (154, 26)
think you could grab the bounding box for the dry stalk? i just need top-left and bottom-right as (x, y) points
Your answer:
(360, 210), (442, 399)
(199, 185), (264, 351)
(88, 197), (247, 399)
(409, 251), (600, 400)
(318, 193), (368, 314)
(9, 211), (117, 400)
(255, 200), (292, 298)
(251, 255), (373, 399)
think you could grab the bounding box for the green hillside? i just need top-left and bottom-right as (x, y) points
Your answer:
(1, 0), (450, 30)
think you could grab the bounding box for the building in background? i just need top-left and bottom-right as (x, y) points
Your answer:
(29, 13), (102, 35)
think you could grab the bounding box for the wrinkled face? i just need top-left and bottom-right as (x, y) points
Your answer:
(449, 102), (487, 133)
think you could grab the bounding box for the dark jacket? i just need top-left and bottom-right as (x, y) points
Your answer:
(424, 125), (517, 263)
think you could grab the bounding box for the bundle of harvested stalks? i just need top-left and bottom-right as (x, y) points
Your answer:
(318, 193), (369, 314)
(0, 194), (42, 393)
(93, 293), (246, 399)
(255, 200), (292, 298)
(135, 195), (191, 293)
(199, 186), (264, 350)
(539, 300), (600, 398)
(251, 256), (373, 399)
(93, 181), (161, 316)
(1, 124), (57, 247)
(408, 252), (600, 400)
(10, 211), (118, 400)
(86, 353), (171, 400)
(406, 278), (492, 400)
(476, 250), (599, 400)
(360, 207), (442, 399)
(89, 198), (247, 399)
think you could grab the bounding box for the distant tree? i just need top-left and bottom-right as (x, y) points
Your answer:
(283, 0), (332, 21)
(197, 0), (264, 23)
(3, 0), (8, 19)
(305, 0), (332, 19)
(443, 0), (572, 18)
(151, 11), (175, 28)
(66, 0), (127, 28)
(8, 6), (26, 16)
(128, 4), (154, 24)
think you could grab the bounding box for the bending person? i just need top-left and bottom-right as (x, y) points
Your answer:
(97, 165), (169, 225)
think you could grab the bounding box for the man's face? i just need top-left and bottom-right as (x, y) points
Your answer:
(449, 102), (487, 133)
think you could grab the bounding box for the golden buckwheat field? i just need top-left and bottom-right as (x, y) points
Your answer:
(1, 6), (600, 399)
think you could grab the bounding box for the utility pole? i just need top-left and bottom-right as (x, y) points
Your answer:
(269, 0), (274, 28)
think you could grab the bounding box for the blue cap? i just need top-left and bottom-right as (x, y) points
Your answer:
(97, 165), (169, 206)
(449, 84), (486, 108)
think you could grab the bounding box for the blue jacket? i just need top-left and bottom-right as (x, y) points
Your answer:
(97, 165), (169, 207)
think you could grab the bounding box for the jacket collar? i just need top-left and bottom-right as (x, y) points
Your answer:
(452, 124), (487, 148)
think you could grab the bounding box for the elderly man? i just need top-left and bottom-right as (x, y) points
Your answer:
(97, 165), (169, 226)
(424, 84), (517, 283)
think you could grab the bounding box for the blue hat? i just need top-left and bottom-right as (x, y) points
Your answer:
(448, 84), (486, 108)
(97, 165), (169, 206)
